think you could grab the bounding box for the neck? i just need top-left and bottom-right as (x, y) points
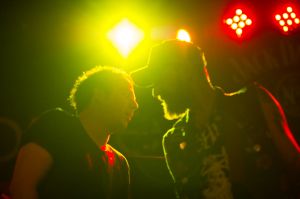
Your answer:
(79, 109), (110, 148)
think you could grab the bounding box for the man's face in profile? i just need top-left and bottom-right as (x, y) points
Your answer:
(151, 66), (189, 120)
(95, 77), (138, 133)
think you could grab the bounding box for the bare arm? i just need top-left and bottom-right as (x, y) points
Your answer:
(10, 143), (53, 199)
(255, 83), (300, 171)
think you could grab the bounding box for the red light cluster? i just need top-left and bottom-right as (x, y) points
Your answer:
(225, 8), (253, 38)
(223, 4), (300, 40)
(275, 6), (300, 33)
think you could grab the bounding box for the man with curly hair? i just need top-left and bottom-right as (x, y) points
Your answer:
(10, 66), (138, 199)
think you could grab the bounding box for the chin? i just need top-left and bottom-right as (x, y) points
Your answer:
(164, 110), (186, 120)
(161, 101), (186, 120)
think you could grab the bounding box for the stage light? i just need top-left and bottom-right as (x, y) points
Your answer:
(226, 18), (233, 25)
(283, 13), (289, 19)
(240, 14), (247, 21)
(224, 7), (253, 38)
(275, 14), (281, 21)
(107, 19), (144, 58)
(274, 5), (300, 34)
(238, 21), (245, 28)
(236, 28), (243, 36)
(287, 6), (293, 13)
(176, 29), (191, 42)
(236, 9), (243, 15)
(231, 23), (238, 29)
(233, 16), (240, 22)
(245, 19), (252, 25)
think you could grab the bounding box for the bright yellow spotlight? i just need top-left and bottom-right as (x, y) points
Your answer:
(108, 19), (144, 58)
(176, 29), (191, 42)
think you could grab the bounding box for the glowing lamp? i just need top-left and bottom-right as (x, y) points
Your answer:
(107, 19), (144, 58)
(176, 29), (191, 42)
(224, 7), (253, 38)
(274, 5), (300, 34)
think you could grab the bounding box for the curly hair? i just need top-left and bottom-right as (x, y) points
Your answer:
(68, 66), (132, 113)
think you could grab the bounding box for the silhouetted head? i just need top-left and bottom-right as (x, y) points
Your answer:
(131, 39), (208, 87)
(131, 40), (210, 120)
(69, 66), (138, 131)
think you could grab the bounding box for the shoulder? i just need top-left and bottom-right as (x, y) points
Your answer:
(26, 108), (77, 135)
(22, 108), (78, 155)
(30, 108), (74, 126)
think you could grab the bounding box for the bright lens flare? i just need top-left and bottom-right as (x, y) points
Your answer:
(176, 29), (191, 42)
(107, 19), (144, 58)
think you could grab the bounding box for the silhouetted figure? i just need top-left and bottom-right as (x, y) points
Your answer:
(132, 40), (300, 199)
(10, 66), (138, 199)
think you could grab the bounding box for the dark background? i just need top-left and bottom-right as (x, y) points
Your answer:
(1, 0), (300, 198)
